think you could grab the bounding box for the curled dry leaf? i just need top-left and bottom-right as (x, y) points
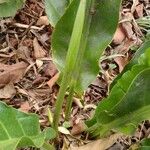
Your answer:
(70, 134), (122, 150)
(71, 121), (86, 135)
(33, 38), (46, 59)
(131, 0), (139, 13)
(36, 16), (49, 26)
(114, 56), (128, 73)
(44, 61), (58, 77)
(113, 24), (126, 45)
(135, 4), (144, 18)
(0, 83), (16, 99)
(36, 59), (43, 69)
(20, 101), (30, 113)
(0, 62), (28, 87)
(47, 72), (60, 88)
(16, 46), (31, 61)
(58, 126), (70, 135)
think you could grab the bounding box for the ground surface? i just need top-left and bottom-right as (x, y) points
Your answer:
(0, 0), (150, 149)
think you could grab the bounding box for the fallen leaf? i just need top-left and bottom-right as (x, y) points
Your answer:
(71, 121), (86, 135)
(44, 61), (58, 77)
(16, 46), (31, 61)
(114, 56), (128, 72)
(36, 59), (43, 68)
(131, 0), (139, 13)
(73, 97), (83, 109)
(36, 16), (49, 26)
(20, 101), (30, 113)
(47, 72), (60, 88)
(135, 4), (144, 18)
(70, 134), (122, 150)
(0, 62), (28, 87)
(0, 83), (16, 98)
(33, 38), (46, 59)
(122, 21), (135, 40)
(58, 126), (70, 135)
(113, 24), (126, 45)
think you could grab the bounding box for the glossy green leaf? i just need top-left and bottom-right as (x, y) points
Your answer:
(0, 0), (24, 17)
(52, 0), (121, 93)
(0, 102), (56, 150)
(45, 0), (68, 27)
(87, 49), (150, 137)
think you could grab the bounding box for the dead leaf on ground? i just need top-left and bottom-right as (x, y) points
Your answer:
(36, 16), (49, 26)
(0, 83), (16, 98)
(135, 4), (144, 18)
(33, 37), (46, 59)
(47, 72), (60, 88)
(114, 56), (128, 73)
(20, 101), (30, 113)
(70, 134), (122, 150)
(44, 61), (58, 77)
(0, 62), (28, 87)
(131, 0), (139, 13)
(16, 46), (31, 61)
(71, 121), (86, 135)
(113, 24), (126, 45)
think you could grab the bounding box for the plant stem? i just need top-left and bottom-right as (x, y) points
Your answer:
(64, 0), (95, 120)
(52, 0), (87, 132)
(65, 81), (75, 120)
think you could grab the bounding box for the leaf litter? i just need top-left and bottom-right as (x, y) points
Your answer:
(0, 0), (150, 149)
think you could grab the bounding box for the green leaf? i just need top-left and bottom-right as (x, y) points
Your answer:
(45, 0), (68, 27)
(87, 48), (150, 137)
(52, 0), (121, 94)
(0, 0), (24, 17)
(52, 0), (87, 130)
(139, 139), (150, 150)
(110, 40), (150, 89)
(0, 102), (56, 150)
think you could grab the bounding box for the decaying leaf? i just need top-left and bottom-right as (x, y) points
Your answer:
(33, 38), (46, 59)
(58, 126), (70, 135)
(44, 61), (58, 77)
(114, 56), (128, 72)
(71, 121), (86, 135)
(0, 62), (28, 87)
(113, 24), (126, 45)
(70, 134), (122, 150)
(135, 4), (144, 18)
(20, 101), (30, 113)
(47, 72), (60, 88)
(0, 83), (16, 98)
(36, 16), (49, 26)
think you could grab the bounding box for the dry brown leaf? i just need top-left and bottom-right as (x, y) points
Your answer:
(16, 46), (31, 61)
(36, 59), (43, 69)
(71, 121), (86, 135)
(33, 38), (46, 59)
(113, 24), (126, 45)
(70, 134), (122, 150)
(47, 72), (60, 88)
(0, 83), (16, 98)
(131, 0), (139, 13)
(114, 56), (128, 73)
(122, 21), (135, 40)
(135, 4), (144, 18)
(44, 61), (58, 77)
(0, 62), (28, 87)
(58, 126), (70, 135)
(20, 101), (30, 113)
(36, 16), (49, 26)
